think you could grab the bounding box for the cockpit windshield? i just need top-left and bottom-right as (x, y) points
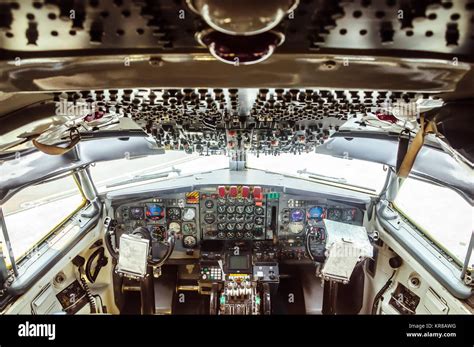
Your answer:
(247, 153), (387, 194)
(88, 151), (387, 194)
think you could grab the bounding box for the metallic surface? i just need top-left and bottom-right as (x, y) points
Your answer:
(0, 0), (471, 57)
(187, 0), (298, 36)
(0, 54), (469, 92)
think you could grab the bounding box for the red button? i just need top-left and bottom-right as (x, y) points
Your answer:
(229, 185), (238, 198)
(242, 186), (250, 198)
(218, 186), (226, 198)
(253, 186), (262, 200)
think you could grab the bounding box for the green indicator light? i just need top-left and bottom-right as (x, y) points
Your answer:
(220, 296), (226, 305)
(267, 192), (280, 200)
(255, 296), (261, 305)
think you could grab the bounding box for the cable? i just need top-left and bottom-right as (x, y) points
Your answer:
(85, 247), (108, 283)
(94, 294), (107, 314)
(371, 270), (396, 314)
(104, 219), (119, 261)
(79, 273), (97, 314)
(147, 230), (176, 267)
(72, 255), (97, 314)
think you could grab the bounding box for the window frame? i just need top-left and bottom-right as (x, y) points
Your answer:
(1, 173), (88, 269)
(391, 176), (473, 270)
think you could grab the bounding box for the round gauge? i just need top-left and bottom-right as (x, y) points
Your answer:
(145, 204), (164, 220)
(289, 222), (304, 234)
(308, 226), (325, 241)
(218, 214), (226, 221)
(217, 231), (226, 239)
(226, 223), (235, 231)
(255, 206), (264, 215)
(129, 207), (144, 220)
(226, 198), (235, 205)
(183, 235), (197, 248)
(236, 223), (244, 231)
(168, 222), (181, 233)
(244, 223), (253, 231)
(308, 227), (326, 244)
(183, 208), (196, 221)
(281, 209), (290, 223)
(290, 209), (305, 223)
(226, 214), (236, 222)
(226, 232), (235, 238)
(253, 226), (264, 237)
(342, 208), (356, 222)
(235, 214), (244, 222)
(217, 198), (226, 206)
(308, 206), (325, 222)
(150, 226), (166, 241)
(245, 215), (254, 222)
(328, 208), (342, 221)
(217, 206), (226, 214)
(244, 231), (253, 238)
(236, 205), (245, 214)
(205, 199), (215, 209)
(204, 213), (216, 224)
(226, 206), (236, 214)
(255, 216), (264, 225)
(236, 198), (245, 205)
(236, 231), (244, 239)
(244, 206), (254, 214)
(167, 207), (182, 220)
(182, 223), (196, 235)
(218, 223), (226, 231)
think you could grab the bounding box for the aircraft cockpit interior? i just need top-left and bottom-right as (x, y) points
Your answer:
(0, 1), (472, 338)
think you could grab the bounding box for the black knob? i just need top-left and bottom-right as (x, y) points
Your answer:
(89, 21), (103, 44)
(253, 227), (263, 237)
(389, 255), (403, 269)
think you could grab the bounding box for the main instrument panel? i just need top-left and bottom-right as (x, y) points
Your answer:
(199, 186), (266, 241)
(113, 185), (364, 262)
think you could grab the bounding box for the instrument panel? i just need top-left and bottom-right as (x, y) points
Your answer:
(200, 186), (266, 241)
(113, 185), (364, 261)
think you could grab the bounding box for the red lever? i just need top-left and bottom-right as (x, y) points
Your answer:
(218, 186), (226, 198)
(242, 186), (250, 198)
(253, 186), (262, 200)
(229, 185), (238, 198)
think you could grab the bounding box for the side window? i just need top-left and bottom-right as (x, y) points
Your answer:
(0, 175), (86, 267)
(394, 177), (473, 269)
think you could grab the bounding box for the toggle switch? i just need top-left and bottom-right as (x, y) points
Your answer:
(229, 185), (238, 198)
(253, 186), (263, 200)
(242, 186), (250, 198)
(218, 185), (226, 198)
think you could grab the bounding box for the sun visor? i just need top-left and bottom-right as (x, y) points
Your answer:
(317, 132), (473, 204)
(0, 135), (164, 203)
